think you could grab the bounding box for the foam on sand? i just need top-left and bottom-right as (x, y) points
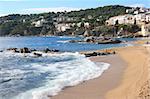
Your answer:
(0, 51), (110, 99)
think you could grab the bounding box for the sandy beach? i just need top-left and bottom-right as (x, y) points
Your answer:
(106, 46), (150, 99)
(51, 43), (150, 99)
(51, 54), (126, 99)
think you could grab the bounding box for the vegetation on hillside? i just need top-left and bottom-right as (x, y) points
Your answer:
(0, 5), (134, 36)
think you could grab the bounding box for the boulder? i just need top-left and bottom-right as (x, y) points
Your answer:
(84, 51), (116, 57)
(43, 48), (51, 53)
(98, 39), (122, 44)
(43, 48), (59, 53)
(51, 49), (59, 52)
(7, 48), (19, 53)
(31, 49), (37, 52)
(33, 53), (42, 57)
(19, 47), (31, 53)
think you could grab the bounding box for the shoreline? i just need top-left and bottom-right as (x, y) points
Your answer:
(51, 54), (126, 99)
(1, 38), (149, 99)
(51, 43), (150, 99)
(106, 46), (150, 99)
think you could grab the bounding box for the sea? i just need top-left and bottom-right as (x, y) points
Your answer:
(0, 36), (136, 99)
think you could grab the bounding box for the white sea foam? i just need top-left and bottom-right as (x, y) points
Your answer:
(59, 36), (75, 38)
(12, 52), (110, 99)
(57, 40), (69, 43)
(0, 52), (110, 99)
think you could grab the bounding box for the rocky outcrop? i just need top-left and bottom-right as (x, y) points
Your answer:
(33, 52), (42, 57)
(97, 39), (122, 44)
(6, 47), (59, 54)
(84, 51), (116, 57)
(43, 48), (59, 53)
(7, 48), (19, 53)
(69, 37), (122, 44)
(19, 47), (31, 53)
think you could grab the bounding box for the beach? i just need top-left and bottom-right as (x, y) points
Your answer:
(106, 46), (150, 99)
(52, 45), (150, 99)
(0, 36), (135, 99)
(51, 54), (126, 99)
(0, 37), (150, 99)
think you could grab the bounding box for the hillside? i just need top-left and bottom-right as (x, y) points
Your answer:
(0, 5), (131, 36)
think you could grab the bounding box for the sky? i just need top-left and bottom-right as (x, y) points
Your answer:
(0, 0), (150, 16)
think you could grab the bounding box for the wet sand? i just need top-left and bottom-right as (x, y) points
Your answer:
(51, 54), (126, 99)
(51, 45), (150, 99)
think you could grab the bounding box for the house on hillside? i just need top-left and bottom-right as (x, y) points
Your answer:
(55, 23), (71, 32)
(53, 16), (77, 22)
(139, 23), (150, 36)
(31, 19), (46, 27)
(106, 14), (150, 26)
(106, 14), (134, 25)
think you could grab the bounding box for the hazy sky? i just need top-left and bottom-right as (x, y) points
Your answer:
(0, 0), (150, 16)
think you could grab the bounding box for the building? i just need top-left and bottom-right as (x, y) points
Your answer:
(106, 14), (150, 26)
(32, 19), (46, 27)
(106, 14), (134, 25)
(145, 14), (150, 22)
(55, 23), (71, 32)
(139, 23), (150, 36)
(53, 16), (77, 22)
(84, 22), (90, 28)
(77, 22), (82, 27)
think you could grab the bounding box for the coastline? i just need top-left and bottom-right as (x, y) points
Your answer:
(51, 54), (126, 99)
(51, 43), (150, 99)
(1, 37), (149, 99)
(106, 46), (150, 99)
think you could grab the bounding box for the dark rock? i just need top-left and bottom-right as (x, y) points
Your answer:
(92, 52), (98, 56)
(1, 79), (11, 83)
(33, 53), (42, 57)
(43, 48), (50, 53)
(52, 49), (59, 52)
(84, 51), (116, 57)
(69, 40), (76, 43)
(85, 52), (98, 57)
(113, 51), (116, 54)
(101, 53), (107, 55)
(98, 39), (122, 44)
(44, 48), (59, 53)
(7, 48), (17, 51)
(7, 48), (19, 53)
(19, 47), (31, 53)
(31, 49), (37, 52)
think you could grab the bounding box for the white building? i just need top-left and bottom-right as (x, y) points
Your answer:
(106, 14), (134, 25)
(106, 14), (150, 25)
(134, 14), (146, 22)
(32, 19), (46, 27)
(55, 23), (71, 32)
(145, 14), (150, 22)
(84, 22), (90, 28)
(77, 22), (82, 27)
(53, 16), (76, 22)
(139, 23), (150, 36)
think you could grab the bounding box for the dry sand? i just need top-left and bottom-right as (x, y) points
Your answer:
(106, 46), (150, 99)
(51, 55), (126, 99)
(51, 45), (150, 99)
